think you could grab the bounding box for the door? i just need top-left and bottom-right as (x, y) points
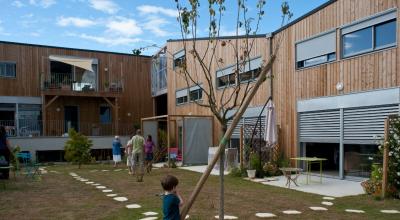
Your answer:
(64, 106), (79, 132)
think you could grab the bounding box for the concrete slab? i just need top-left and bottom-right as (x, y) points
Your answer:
(179, 165), (229, 176)
(257, 175), (364, 197)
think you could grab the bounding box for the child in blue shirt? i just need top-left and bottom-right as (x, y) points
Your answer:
(161, 175), (183, 220)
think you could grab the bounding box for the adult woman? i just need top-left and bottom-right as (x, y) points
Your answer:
(112, 136), (122, 168)
(0, 126), (12, 179)
(144, 135), (155, 173)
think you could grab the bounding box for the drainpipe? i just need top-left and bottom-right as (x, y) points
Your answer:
(267, 33), (273, 98)
(339, 108), (344, 179)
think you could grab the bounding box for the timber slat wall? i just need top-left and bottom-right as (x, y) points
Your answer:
(0, 42), (153, 131)
(167, 0), (399, 157)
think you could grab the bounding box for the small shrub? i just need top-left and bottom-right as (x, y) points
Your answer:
(64, 128), (92, 169)
(229, 167), (245, 177)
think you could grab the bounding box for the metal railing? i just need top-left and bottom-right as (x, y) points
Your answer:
(0, 120), (134, 137)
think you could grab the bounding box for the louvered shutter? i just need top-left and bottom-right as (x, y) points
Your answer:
(299, 109), (340, 143)
(227, 116), (265, 139)
(343, 104), (399, 144)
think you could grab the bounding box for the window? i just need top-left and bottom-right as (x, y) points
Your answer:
(216, 57), (262, 88)
(342, 9), (397, 58)
(189, 85), (203, 101)
(0, 62), (16, 78)
(296, 31), (336, 69)
(100, 106), (111, 124)
(173, 50), (186, 69)
(176, 89), (188, 105)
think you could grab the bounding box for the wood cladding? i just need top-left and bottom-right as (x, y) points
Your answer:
(0, 42), (153, 129)
(167, 0), (400, 157)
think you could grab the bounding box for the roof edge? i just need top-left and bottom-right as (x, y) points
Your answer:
(0, 40), (151, 58)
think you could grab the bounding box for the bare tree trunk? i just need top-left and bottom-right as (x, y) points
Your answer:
(219, 125), (227, 219)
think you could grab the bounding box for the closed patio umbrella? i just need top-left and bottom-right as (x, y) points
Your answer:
(264, 100), (277, 147)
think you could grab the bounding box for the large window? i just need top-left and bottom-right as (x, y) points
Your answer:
(0, 62), (16, 78)
(342, 9), (397, 58)
(217, 57), (262, 88)
(100, 106), (112, 124)
(296, 31), (336, 69)
(173, 49), (186, 69)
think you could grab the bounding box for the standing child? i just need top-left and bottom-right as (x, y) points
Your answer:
(144, 135), (155, 173)
(125, 136), (133, 174)
(161, 175), (183, 220)
(112, 136), (122, 167)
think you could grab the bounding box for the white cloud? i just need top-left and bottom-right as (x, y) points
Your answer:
(0, 20), (11, 36)
(30, 32), (41, 37)
(219, 26), (246, 36)
(89, 0), (119, 14)
(142, 16), (171, 37)
(106, 17), (142, 37)
(12, 1), (25, 7)
(137, 5), (178, 18)
(57, 17), (97, 28)
(29, 0), (56, 8)
(69, 33), (143, 46)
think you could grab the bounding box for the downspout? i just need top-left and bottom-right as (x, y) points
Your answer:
(268, 33), (273, 98)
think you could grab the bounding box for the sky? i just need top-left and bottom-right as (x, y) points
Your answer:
(0, 0), (328, 55)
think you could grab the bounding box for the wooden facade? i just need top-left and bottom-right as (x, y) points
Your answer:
(165, 0), (400, 158)
(0, 41), (153, 136)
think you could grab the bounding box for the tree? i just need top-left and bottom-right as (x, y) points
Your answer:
(64, 128), (92, 169)
(173, 0), (293, 219)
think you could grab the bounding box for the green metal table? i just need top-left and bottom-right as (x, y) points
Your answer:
(290, 157), (327, 184)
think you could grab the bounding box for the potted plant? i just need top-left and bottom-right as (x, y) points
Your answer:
(247, 151), (259, 179)
(104, 82), (110, 92)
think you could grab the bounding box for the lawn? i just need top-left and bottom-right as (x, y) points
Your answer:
(0, 164), (399, 220)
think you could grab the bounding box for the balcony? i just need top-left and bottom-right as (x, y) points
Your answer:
(1, 119), (133, 137)
(151, 54), (167, 97)
(41, 72), (123, 98)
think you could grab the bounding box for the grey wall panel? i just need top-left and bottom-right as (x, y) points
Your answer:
(183, 118), (212, 165)
(143, 121), (158, 150)
(299, 109), (340, 142)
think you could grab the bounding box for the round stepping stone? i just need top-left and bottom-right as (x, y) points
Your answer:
(255, 213), (276, 218)
(113, 197), (128, 202)
(310, 207), (328, 211)
(106, 194), (118, 197)
(321, 201), (333, 206)
(69, 172), (77, 176)
(114, 169), (122, 171)
(143, 212), (158, 216)
(139, 217), (157, 220)
(92, 183), (101, 186)
(102, 170), (109, 172)
(96, 186), (106, 189)
(126, 204), (141, 209)
(322, 196), (335, 200)
(345, 209), (365, 213)
(282, 210), (301, 215)
(380, 210), (400, 214)
(80, 179), (89, 182)
(102, 189), (113, 193)
(214, 215), (238, 219)
(85, 182), (94, 184)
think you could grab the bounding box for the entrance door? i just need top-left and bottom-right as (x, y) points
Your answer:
(64, 106), (79, 132)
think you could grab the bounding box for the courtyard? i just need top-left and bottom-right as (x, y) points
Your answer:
(1, 164), (399, 220)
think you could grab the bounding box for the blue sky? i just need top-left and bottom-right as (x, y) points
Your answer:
(0, 0), (328, 55)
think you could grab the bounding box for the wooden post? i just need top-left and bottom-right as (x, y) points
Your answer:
(167, 116), (170, 167)
(240, 126), (244, 169)
(115, 97), (119, 135)
(382, 117), (389, 199)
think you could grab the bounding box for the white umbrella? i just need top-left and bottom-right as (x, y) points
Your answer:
(264, 100), (277, 147)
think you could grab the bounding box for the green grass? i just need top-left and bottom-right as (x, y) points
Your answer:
(0, 163), (399, 219)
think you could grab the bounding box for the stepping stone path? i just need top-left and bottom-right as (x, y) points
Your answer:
(143, 212), (158, 216)
(92, 183), (101, 186)
(345, 209), (365, 214)
(126, 204), (141, 209)
(282, 210), (302, 215)
(85, 182), (94, 184)
(106, 194), (118, 197)
(310, 207), (328, 211)
(214, 215), (238, 219)
(80, 179), (89, 182)
(102, 189), (113, 193)
(102, 170), (109, 172)
(255, 213), (276, 218)
(113, 197), (128, 202)
(96, 186), (107, 189)
(139, 217), (158, 220)
(321, 201), (334, 206)
(322, 197), (335, 200)
(114, 169), (122, 171)
(380, 210), (400, 214)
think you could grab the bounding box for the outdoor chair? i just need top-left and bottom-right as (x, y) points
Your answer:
(16, 152), (40, 179)
(169, 148), (182, 161)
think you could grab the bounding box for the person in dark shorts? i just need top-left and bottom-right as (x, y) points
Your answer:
(161, 175), (183, 220)
(144, 135), (155, 173)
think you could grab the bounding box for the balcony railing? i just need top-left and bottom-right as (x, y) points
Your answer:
(0, 120), (134, 137)
(40, 73), (123, 93)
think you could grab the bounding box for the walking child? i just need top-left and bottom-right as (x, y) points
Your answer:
(161, 175), (183, 220)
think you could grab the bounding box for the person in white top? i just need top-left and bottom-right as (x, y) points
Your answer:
(125, 136), (133, 175)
